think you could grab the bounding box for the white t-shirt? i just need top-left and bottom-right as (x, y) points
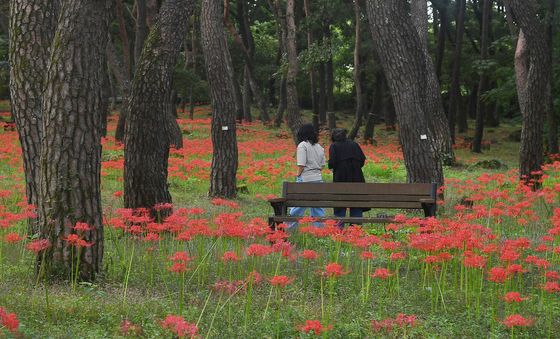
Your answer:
(296, 141), (325, 182)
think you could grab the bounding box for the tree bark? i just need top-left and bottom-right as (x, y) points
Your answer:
(303, 0), (319, 131)
(113, 0), (132, 142)
(364, 69), (384, 144)
(547, 0), (559, 154)
(146, 0), (159, 27)
(366, 0), (444, 184)
(349, 0), (364, 141)
(448, 0), (466, 144)
(124, 0), (194, 216)
(410, 0), (455, 165)
(38, 0), (109, 281)
(285, 0), (303, 142)
(435, 0), (450, 80)
(134, 0), (148, 66)
(507, 0), (552, 182)
(242, 66), (253, 122)
(201, 0), (239, 198)
(189, 18), (197, 120)
(472, 0), (491, 153)
(9, 0), (59, 233)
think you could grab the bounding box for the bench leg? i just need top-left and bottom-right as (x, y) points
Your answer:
(422, 203), (437, 217)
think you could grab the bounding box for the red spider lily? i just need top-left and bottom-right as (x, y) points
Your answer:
(25, 239), (50, 253)
(245, 243), (272, 257)
(3, 233), (22, 244)
(212, 280), (244, 294)
(269, 275), (294, 288)
(161, 315), (198, 338)
(424, 255), (440, 264)
(500, 314), (534, 328)
(298, 216), (317, 224)
(545, 271), (559, 281)
(127, 225), (143, 235)
(73, 222), (92, 232)
(63, 234), (93, 248)
(221, 251), (239, 262)
(169, 262), (188, 273)
(543, 281), (560, 293)
(506, 264), (525, 275)
(488, 267), (509, 283)
(371, 313), (416, 333)
(504, 292), (529, 303)
(390, 252), (406, 261)
(113, 190), (123, 198)
(154, 203), (173, 211)
(301, 249), (319, 260)
(371, 268), (394, 280)
(246, 270), (262, 284)
(266, 230), (289, 244)
(323, 262), (349, 278)
(119, 319), (142, 336)
(360, 251), (375, 260)
(463, 254), (486, 269)
(143, 233), (159, 242)
(0, 307), (19, 334)
(297, 320), (332, 335)
(169, 251), (191, 263)
(211, 198), (239, 209)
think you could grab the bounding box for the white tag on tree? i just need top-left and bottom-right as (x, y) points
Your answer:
(420, 134), (427, 140)
(221, 126), (229, 131)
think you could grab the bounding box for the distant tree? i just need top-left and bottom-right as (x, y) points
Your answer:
(366, 0), (444, 184)
(201, 0), (239, 198)
(448, 0), (467, 144)
(124, 0), (194, 216)
(506, 0), (552, 182)
(36, 0), (110, 281)
(348, 0), (365, 141)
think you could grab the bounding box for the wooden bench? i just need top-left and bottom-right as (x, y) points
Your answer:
(268, 182), (438, 228)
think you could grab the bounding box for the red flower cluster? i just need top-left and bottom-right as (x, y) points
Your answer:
(501, 314), (534, 328)
(161, 315), (198, 338)
(25, 239), (50, 253)
(297, 320), (332, 335)
(168, 251), (191, 273)
(323, 262), (349, 278)
(0, 307), (19, 334)
(269, 275), (294, 288)
(371, 313), (417, 333)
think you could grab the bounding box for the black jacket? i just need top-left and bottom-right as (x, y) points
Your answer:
(328, 139), (366, 183)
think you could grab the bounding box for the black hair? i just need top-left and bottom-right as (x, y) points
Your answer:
(296, 123), (318, 144)
(331, 128), (348, 143)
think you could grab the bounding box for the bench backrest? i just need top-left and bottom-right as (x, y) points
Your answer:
(282, 182), (437, 209)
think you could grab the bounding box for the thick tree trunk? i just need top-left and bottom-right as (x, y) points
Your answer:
(201, 0), (238, 198)
(124, 0), (194, 216)
(349, 0), (364, 141)
(38, 0), (109, 281)
(9, 0), (59, 234)
(285, 0), (303, 142)
(410, 0), (455, 165)
(507, 0), (552, 182)
(134, 0), (148, 66)
(366, 0), (444, 184)
(448, 0), (466, 144)
(472, 0), (491, 153)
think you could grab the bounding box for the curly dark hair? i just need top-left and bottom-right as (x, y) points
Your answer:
(296, 123), (318, 144)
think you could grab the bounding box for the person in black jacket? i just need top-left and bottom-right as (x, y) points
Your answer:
(328, 128), (366, 223)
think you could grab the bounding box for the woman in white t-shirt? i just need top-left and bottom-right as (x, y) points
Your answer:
(288, 123), (326, 229)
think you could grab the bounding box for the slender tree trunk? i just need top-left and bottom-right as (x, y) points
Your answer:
(384, 94), (397, 130)
(242, 66), (253, 122)
(146, 0), (158, 27)
(134, 0), (148, 66)
(124, 0), (194, 217)
(507, 0), (552, 182)
(435, 0), (450, 80)
(326, 27), (336, 129)
(349, 0), (364, 140)
(274, 77), (287, 127)
(273, 0), (288, 127)
(189, 19), (197, 120)
(448, 0), (466, 144)
(548, 0), (559, 154)
(38, 0), (109, 281)
(201, 0), (239, 198)
(364, 69), (384, 144)
(411, 0), (456, 165)
(285, 0), (303, 142)
(303, 0), (319, 131)
(366, 0), (444, 184)
(9, 0), (59, 234)
(472, 0), (491, 153)
(116, 0), (132, 78)
(114, 0), (133, 142)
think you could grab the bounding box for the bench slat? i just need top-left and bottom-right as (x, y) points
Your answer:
(285, 193), (431, 202)
(285, 182), (434, 195)
(284, 201), (423, 209)
(270, 216), (395, 223)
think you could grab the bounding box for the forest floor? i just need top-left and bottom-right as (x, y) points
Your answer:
(0, 103), (559, 338)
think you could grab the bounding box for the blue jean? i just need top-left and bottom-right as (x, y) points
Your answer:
(287, 178), (325, 230)
(334, 208), (363, 228)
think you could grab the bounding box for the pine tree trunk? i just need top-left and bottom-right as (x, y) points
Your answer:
(273, 0), (288, 128)
(114, 0), (132, 142)
(134, 0), (148, 66)
(201, 0), (239, 198)
(349, 0), (364, 141)
(472, 0), (491, 153)
(547, 0), (559, 154)
(448, 0), (466, 144)
(38, 0), (110, 281)
(124, 0), (194, 216)
(285, 0), (303, 142)
(9, 0), (59, 234)
(507, 0), (552, 182)
(411, 0), (455, 165)
(364, 69), (384, 144)
(303, 0), (319, 131)
(242, 66), (253, 122)
(435, 0), (449, 80)
(366, 0), (444, 184)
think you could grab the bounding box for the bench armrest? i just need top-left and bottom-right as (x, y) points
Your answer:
(267, 198), (286, 204)
(268, 198), (287, 216)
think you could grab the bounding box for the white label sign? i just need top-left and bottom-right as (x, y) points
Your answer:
(420, 134), (427, 140)
(222, 126), (229, 131)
